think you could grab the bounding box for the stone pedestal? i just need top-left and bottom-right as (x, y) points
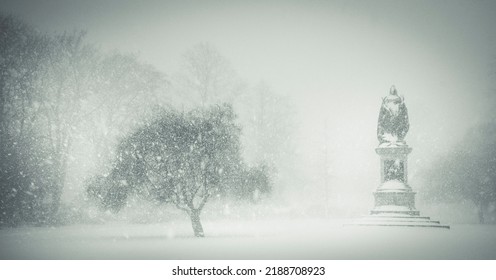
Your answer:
(348, 144), (449, 229)
(372, 146), (417, 215)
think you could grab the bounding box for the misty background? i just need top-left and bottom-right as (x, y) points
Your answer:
(1, 0), (496, 229)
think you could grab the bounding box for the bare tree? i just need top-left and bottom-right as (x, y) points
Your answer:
(237, 81), (298, 196)
(0, 15), (51, 225)
(177, 43), (242, 107)
(33, 31), (99, 220)
(83, 52), (167, 172)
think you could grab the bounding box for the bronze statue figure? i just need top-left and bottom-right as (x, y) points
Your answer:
(377, 85), (409, 146)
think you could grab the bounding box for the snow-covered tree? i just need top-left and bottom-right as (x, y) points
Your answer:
(88, 104), (246, 237)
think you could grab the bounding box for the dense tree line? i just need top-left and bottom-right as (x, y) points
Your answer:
(0, 15), (166, 226)
(0, 16), (294, 229)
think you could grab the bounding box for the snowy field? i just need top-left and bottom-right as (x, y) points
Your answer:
(1, 219), (496, 260)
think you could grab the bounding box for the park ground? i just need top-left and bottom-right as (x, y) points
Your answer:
(1, 218), (495, 260)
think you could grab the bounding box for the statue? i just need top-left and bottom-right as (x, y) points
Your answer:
(377, 85), (409, 146)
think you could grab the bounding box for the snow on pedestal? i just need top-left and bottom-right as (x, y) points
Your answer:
(348, 144), (449, 229)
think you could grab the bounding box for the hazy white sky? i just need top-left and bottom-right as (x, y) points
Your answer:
(2, 0), (496, 203)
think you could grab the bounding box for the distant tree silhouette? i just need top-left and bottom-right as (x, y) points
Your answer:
(421, 122), (496, 223)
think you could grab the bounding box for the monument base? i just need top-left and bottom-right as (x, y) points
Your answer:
(346, 145), (449, 229)
(346, 184), (450, 229)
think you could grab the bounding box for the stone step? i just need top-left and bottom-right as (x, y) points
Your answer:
(348, 221), (450, 229)
(360, 219), (441, 224)
(345, 216), (450, 229)
(365, 215), (432, 220)
(364, 217), (437, 222)
(371, 210), (420, 216)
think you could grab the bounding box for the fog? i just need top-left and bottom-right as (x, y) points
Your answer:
(1, 0), (496, 259)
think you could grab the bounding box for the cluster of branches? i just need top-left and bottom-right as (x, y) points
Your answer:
(0, 15), (166, 226)
(87, 105), (271, 237)
(419, 122), (496, 223)
(177, 43), (298, 196)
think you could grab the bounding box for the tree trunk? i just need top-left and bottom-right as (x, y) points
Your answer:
(478, 201), (485, 224)
(189, 209), (205, 237)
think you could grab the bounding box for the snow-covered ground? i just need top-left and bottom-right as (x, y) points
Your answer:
(1, 219), (495, 259)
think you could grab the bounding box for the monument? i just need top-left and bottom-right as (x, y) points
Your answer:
(350, 86), (449, 228)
